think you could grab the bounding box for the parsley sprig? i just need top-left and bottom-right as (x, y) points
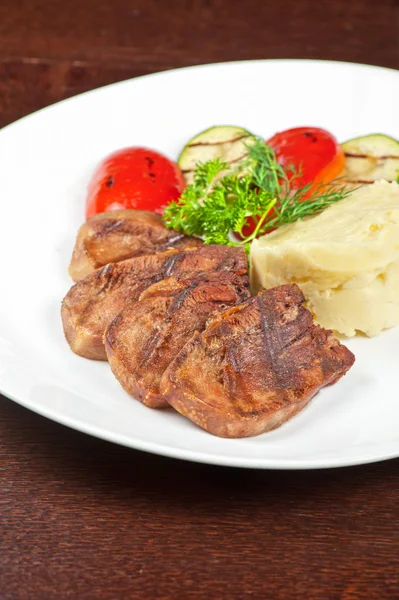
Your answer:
(163, 137), (353, 250)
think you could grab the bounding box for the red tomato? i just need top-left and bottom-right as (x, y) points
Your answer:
(267, 126), (345, 190)
(86, 147), (186, 219)
(240, 127), (345, 238)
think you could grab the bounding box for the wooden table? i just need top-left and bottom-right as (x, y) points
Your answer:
(1, 1), (398, 598)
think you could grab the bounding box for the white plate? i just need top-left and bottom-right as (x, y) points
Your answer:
(1, 59), (398, 469)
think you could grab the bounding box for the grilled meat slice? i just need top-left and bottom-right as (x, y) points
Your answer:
(69, 209), (203, 281)
(105, 271), (250, 408)
(160, 284), (355, 438)
(62, 245), (247, 360)
(62, 251), (176, 360)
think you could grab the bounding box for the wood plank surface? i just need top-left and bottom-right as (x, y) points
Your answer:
(1, 1), (398, 598)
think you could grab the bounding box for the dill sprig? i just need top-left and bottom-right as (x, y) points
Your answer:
(163, 137), (353, 250)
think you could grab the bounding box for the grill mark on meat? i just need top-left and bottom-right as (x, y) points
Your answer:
(256, 291), (318, 398)
(104, 268), (250, 407)
(141, 275), (249, 372)
(255, 293), (292, 412)
(216, 253), (245, 276)
(93, 219), (189, 246)
(162, 232), (189, 246)
(226, 342), (242, 373)
(93, 220), (129, 237)
(163, 252), (186, 277)
(94, 263), (118, 296)
(258, 293), (283, 360)
(166, 280), (200, 318)
(135, 284), (201, 369)
(63, 245), (248, 361)
(92, 262), (150, 300)
(160, 284), (355, 437)
(139, 329), (163, 369)
(69, 210), (203, 282)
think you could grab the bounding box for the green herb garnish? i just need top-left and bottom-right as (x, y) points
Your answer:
(163, 137), (353, 251)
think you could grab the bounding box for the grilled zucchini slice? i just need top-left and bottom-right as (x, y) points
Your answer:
(342, 134), (399, 184)
(178, 125), (255, 184)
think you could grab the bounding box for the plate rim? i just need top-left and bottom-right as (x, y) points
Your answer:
(3, 385), (398, 469)
(1, 57), (398, 136)
(1, 57), (399, 469)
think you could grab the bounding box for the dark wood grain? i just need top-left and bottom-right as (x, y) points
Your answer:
(0, 0), (398, 128)
(1, 1), (399, 598)
(1, 397), (398, 600)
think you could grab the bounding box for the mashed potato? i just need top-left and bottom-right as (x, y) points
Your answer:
(250, 180), (399, 337)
